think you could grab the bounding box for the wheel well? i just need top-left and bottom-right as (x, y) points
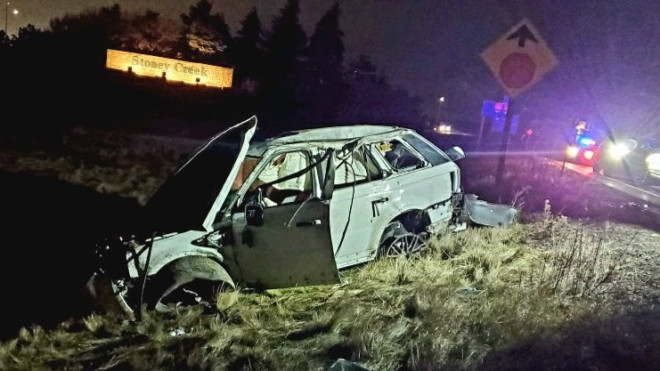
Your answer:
(394, 209), (430, 235)
(142, 256), (236, 309)
(165, 256), (235, 289)
(376, 209), (429, 248)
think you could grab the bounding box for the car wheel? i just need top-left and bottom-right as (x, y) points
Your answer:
(145, 257), (235, 313)
(378, 221), (429, 258)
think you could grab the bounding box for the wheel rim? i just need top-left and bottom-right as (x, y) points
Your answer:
(155, 279), (230, 313)
(381, 232), (428, 258)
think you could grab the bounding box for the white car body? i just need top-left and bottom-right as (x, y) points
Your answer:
(90, 115), (469, 314)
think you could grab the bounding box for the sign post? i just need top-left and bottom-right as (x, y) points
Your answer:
(480, 18), (558, 183)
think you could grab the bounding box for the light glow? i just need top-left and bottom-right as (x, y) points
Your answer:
(435, 124), (452, 134)
(566, 146), (579, 158)
(578, 137), (596, 147)
(583, 150), (595, 160)
(105, 49), (233, 89)
(608, 143), (631, 159)
(646, 153), (660, 171)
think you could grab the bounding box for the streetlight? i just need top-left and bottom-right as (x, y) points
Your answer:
(436, 96), (446, 125)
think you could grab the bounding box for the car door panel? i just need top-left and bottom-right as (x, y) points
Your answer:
(230, 199), (339, 289)
(331, 181), (392, 268)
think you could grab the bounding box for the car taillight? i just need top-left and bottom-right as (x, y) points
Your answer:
(583, 150), (595, 160)
(566, 146), (579, 158)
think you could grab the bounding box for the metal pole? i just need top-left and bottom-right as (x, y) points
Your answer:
(495, 98), (514, 184)
(477, 116), (485, 150)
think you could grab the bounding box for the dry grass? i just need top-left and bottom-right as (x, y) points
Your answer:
(0, 216), (635, 370)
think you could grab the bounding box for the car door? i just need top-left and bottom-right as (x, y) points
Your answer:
(229, 148), (340, 290)
(330, 143), (395, 268)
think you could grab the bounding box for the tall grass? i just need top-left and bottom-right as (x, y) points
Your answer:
(0, 216), (626, 370)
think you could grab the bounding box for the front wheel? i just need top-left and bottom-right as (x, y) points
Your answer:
(144, 257), (235, 313)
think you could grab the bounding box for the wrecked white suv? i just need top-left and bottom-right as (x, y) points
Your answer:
(87, 115), (513, 316)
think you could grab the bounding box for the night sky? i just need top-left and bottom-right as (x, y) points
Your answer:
(7, 0), (660, 134)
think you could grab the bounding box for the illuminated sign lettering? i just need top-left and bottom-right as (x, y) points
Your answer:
(105, 49), (233, 89)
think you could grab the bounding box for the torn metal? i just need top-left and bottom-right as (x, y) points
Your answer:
(462, 193), (519, 227)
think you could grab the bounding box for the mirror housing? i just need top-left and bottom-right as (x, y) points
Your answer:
(244, 189), (264, 226)
(245, 201), (264, 226)
(445, 146), (466, 162)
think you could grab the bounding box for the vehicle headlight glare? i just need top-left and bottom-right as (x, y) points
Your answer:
(608, 144), (630, 159)
(646, 153), (660, 170)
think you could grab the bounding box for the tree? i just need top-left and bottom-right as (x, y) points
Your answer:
(232, 7), (265, 93)
(304, 2), (346, 122)
(177, 0), (233, 66)
(262, 0), (307, 117)
(341, 55), (423, 125)
(110, 10), (181, 56)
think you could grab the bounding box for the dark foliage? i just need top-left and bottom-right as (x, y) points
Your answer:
(0, 1), (426, 148)
(0, 170), (142, 340)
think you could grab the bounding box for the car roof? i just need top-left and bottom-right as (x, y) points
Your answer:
(247, 124), (411, 156)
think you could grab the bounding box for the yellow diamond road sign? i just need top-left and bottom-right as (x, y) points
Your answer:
(481, 18), (558, 97)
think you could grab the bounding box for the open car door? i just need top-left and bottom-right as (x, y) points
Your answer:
(230, 149), (339, 289)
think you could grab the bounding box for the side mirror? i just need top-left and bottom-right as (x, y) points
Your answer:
(245, 201), (264, 226)
(244, 189), (264, 226)
(445, 146), (465, 161)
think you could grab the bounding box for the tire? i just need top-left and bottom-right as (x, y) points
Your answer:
(144, 256), (235, 313)
(377, 221), (429, 259)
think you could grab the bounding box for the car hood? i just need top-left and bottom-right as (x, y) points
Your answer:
(144, 116), (257, 234)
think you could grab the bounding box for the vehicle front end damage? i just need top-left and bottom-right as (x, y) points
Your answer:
(85, 235), (141, 318)
(86, 231), (237, 317)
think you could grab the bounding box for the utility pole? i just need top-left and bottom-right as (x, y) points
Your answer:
(4, 2), (17, 36)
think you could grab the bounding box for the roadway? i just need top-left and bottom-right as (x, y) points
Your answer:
(545, 159), (660, 207)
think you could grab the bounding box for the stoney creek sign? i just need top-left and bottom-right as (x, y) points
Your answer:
(106, 49), (233, 89)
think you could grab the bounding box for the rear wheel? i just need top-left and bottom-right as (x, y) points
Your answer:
(378, 221), (429, 258)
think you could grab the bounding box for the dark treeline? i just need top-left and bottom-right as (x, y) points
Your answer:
(0, 0), (425, 145)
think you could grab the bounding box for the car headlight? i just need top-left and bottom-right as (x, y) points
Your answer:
(646, 153), (660, 171)
(608, 143), (631, 159)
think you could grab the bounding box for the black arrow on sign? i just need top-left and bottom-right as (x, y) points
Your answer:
(507, 25), (538, 47)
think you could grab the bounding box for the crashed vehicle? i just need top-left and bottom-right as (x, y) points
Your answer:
(87, 115), (517, 316)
